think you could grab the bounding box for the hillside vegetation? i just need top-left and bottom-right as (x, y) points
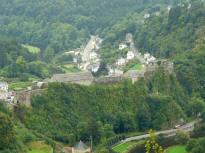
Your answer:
(18, 72), (187, 146)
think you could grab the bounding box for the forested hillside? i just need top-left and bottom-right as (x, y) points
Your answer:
(0, 37), (63, 82)
(0, 0), (185, 53)
(17, 72), (188, 145)
(101, 1), (205, 98)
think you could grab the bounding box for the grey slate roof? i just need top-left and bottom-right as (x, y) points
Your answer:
(50, 72), (93, 82)
(74, 141), (89, 150)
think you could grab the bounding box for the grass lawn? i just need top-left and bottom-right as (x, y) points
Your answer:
(61, 65), (81, 74)
(29, 150), (50, 153)
(113, 141), (137, 153)
(28, 141), (53, 153)
(166, 145), (187, 153)
(130, 63), (142, 70)
(9, 81), (32, 90)
(22, 44), (40, 53)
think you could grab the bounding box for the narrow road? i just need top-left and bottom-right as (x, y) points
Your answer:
(130, 42), (146, 64)
(122, 119), (201, 143)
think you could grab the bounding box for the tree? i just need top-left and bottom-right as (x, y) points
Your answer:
(43, 46), (54, 63)
(93, 61), (108, 77)
(87, 119), (103, 145)
(0, 113), (15, 149)
(68, 133), (76, 146)
(186, 139), (197, 152)
(103, 124), (115, 139)
(175, 131), (190, 145)
(138, 107), (151, 131)
(145, 129), (163, 153)
(188, 97), (205, 117)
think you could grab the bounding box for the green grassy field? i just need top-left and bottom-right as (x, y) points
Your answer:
(166, 145), (187, 153)
(29, 150), (50, 153)
(113, 141), (137, 153)
(28, 141), (53, 153)
(9, 81), (32, 90)
(130, 63), (142, 70)
(61, 65), (81, 74)
(22, 44), (40, 53)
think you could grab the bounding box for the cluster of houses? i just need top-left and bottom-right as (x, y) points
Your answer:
(115, 33), (135, 67)
(71, 35), (102, 73)
(0, 82), (14, 104)
(62, 141), (91, 153)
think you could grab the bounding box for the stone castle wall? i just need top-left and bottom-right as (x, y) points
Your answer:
(14, 89), (45, 107)
(14, 60), (173, 107)
(94, 76), (125, 84)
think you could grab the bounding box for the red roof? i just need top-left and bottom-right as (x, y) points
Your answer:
(63, 147), (72, 151)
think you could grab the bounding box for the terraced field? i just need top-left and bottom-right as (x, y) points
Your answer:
(165, 145), (187, 153)
(113, 141), (137, 153)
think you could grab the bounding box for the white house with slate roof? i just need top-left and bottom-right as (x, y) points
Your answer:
(119, 43), (128, 50)
(0, 82), (8, 101)
(0, 82), (8, 92)
(116, 58), (126, 66)
(73, 141), (90, 153)
(127, 51), (135, 60)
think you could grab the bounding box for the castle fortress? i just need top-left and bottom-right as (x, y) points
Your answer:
(11, 59), (173, 107)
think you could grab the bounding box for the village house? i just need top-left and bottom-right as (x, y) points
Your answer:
(73, 56), (82, 64)
(108, 66), (124, 76)
(0, 90), (7, 101)
(62, 147), (73, 153)
(119, 43), (128, 50)
(65, 51), (75, 54)
(0, 82), (9, 102)
(147, 56), (156, 63)
(126, 33), (133, 43)
(116, 58), (126, 66)
(144, 53), (151, 60)
(89, 52), (98, 60)
(0, 82), (8, 92)
(127, 51), (135, 60)
(144, 13), (150, 19)
(87, 63), (100, 72)
(167, 5), (172, 11)
(62, 141), (91, 153)
(155, 11), (160, 16)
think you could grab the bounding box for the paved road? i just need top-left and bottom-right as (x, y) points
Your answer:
(130, 42), (146, 64)
(122, 119), (201, 143)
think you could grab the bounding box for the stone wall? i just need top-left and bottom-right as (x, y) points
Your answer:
(94, 76), (125, 85)
(144, 60), (174, 79)
(14, 89), (45, 107)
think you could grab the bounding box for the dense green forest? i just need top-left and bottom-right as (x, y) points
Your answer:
(16, 71), (203, 145)
(101, 2), (205, 98)
(0, 0), (188, 81)
(0, 0), (186, 54)
(0, 37), (63, 81)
